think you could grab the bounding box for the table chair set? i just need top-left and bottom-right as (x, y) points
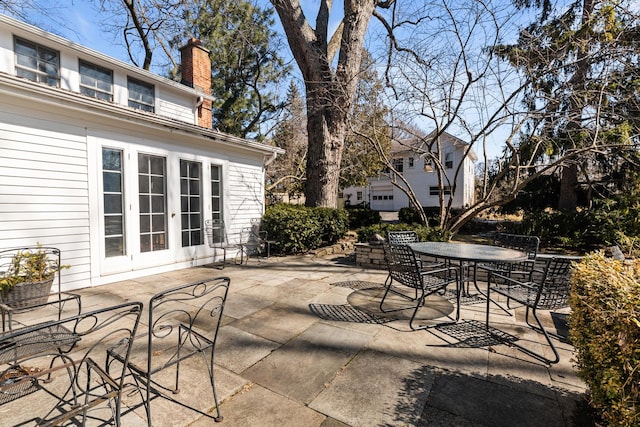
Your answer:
(1, 245), (230, 425)
(205, 218), (274, 268)
(381, 243), (459, 330)
(383, 231), (575, 364)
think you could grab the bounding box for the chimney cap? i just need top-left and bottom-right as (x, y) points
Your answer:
(180, 38), (210, 53)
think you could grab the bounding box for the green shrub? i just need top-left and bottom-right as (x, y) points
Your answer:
(346, 208), (381, 229)
(512, 197), (640, 252)
(398, 207), (422, 224)
(356, 223), (449, 243)
(569, 252), (640, 426)
(261, 205), (349, 255)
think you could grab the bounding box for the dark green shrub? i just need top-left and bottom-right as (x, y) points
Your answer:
(346, 208), (381, 229)
(569, 252), (640, 426)
(261, 205), (349, 254)
(356, 223), (449, 243)
(513, 200), (640, 252)
(398, 207), (422, 224)
(398, 206), (464, 228)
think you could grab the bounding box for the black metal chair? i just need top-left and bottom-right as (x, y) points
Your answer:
(107, 276), (230, 425)
(387, 231), (420, 245)
(485, 257), (573, 364)
(477, 233), (540, 281)
(0, 301), (142, 425)
(381, 244), (459, 330)
(387, 230), (444, 271)
(204, 219), (245, 268)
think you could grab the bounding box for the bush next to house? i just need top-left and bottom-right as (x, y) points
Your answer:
(569, 252), (640, 426)
(261, 204), (349, 254)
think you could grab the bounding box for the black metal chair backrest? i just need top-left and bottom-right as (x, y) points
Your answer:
(147, 276), (230, 371)
(383, 244), (426, 290)
(494, 233), (539, 259)
(112, 276), (230, 425)
(491, 233), (540, 274)
(534, 257), (573, 310)
(387, 231), (420, 246)
(0, 301), (142, 426)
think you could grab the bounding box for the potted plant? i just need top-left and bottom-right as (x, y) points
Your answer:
(0, 246), (66, 309)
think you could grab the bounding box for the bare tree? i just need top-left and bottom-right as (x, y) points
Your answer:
(92, 0), (185, 71)
(270, 0), (394, 208)
(367, 0), (639, 234)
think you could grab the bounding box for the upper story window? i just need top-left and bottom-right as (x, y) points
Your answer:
(80, 60), (113, 101)
(14, 37), (59, 87)
(393, 158), (404, 173)
(408, 157), (415, 168)
(444, 152), (453, 169)
(128, 77), (155, 112)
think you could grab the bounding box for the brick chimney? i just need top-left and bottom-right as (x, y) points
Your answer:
(180, 38), (212, 128)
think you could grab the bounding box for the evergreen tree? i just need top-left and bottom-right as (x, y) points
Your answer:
(177, 0), (290, 138)
(266, 81), (307, 199)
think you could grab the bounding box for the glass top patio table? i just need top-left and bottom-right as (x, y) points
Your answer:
(409, 241), (528, 264)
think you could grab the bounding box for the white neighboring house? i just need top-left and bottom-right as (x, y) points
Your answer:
(343, 132), (476, 211)
(0, 15), (283, 290)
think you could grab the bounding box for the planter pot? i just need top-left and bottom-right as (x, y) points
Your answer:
(0, 277), (54, 309)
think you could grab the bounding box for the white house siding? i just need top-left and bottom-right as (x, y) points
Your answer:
(343, 133), (476, 212)
(0, 16), (281, 291)
(156, 86), (195, 123)
(0, 107), (92, 290)
(0, 88), (269, 290)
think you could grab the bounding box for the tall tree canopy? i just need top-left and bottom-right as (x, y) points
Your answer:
(499, 0), (640, 211)
(176, 0), (290, 137)
(270, 0), (393, 208)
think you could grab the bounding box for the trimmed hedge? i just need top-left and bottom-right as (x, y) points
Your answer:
(569, 252), (640, 426)
(261, 205), (349, 255)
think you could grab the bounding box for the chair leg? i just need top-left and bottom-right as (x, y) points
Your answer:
(486, 294), (560, 364)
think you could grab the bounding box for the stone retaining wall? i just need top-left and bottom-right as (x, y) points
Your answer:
(355, 243), (386, 269)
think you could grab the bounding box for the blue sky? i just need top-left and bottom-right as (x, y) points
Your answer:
(3, 1), (532, 160)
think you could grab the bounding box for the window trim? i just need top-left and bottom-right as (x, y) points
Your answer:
(80, 60), (113, 101)
(128, 77), (155, 112)
(14, 37), (60, 87)
(429, 186), (452, 196)
(444, 152), (454, 169)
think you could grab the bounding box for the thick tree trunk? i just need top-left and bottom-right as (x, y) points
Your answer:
(305, 88), (346, 207)
(271, 0), (377, 208)
(558, 163), (578, 211)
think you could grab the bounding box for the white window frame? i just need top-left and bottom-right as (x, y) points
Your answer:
(80, 60), (113, 101)
(14, 37), (59, 86)
(128, 77), (155, 112)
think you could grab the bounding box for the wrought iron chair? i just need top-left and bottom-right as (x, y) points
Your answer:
(0, 246), (81, 331)
(239, 218), (275, 262)
(107, 276), (230, 425)
(381, 244), (459, 330)
(204, 219), (245, 268)
(0, 301), (142, 425)
(485, 257), (573, 364)
(387, 231), (420, 246)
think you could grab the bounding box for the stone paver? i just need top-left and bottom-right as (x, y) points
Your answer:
(4, 254), (590, 426)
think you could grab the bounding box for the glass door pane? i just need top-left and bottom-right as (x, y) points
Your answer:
(138, 153), (167, 252)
